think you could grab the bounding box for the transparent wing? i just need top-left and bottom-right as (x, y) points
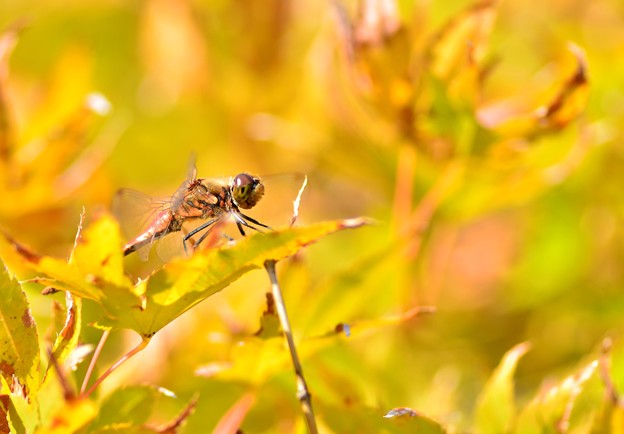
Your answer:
(114, 196), (183, 262)
(112, 188), (172, 241)
(171, 159), (198, 209)
(154, 230), (186, 262)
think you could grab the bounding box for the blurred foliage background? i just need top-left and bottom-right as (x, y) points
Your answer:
(1, 0), (624, 432)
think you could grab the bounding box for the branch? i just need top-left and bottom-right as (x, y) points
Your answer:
(81, 336), (150, 398)
(264, 260), (318, 434)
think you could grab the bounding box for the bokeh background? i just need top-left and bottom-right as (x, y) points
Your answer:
(1, 0), (624, 432)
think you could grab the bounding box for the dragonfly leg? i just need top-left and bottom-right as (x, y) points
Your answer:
(236, 222), (246, 236)
(193, 223), (222, 248)
(183, 217), (219, 254)
(232, 212), (263, 235)
(238, 212), (272, 230)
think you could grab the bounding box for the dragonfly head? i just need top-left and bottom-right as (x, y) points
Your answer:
(232, 173), (264, 209)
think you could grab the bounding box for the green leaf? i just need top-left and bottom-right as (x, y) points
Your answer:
(195, 305), (434, 387)
(319, 403), (446, 434)
(3, 214), (367, 339)
(69, 213), (132, 289)
(427, 0), (498, 82)
(318, 305), (436, 340)
(592, 400), (624, 434)
(0, 231), (108, 304)
(90, 385), (166, 430)
(475, 342), (530, 434)
(515, 359), (600, 433)
(105, 217), (368, 337)
(383, 407), (446, 433)
(0, 260), (40, 398)
(0, 216), (145, 323)
(479, 44), (589, 138)
(36, 398), (96, 434)
(51, 292), (81, 366)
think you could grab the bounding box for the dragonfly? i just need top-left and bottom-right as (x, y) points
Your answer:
(114, 168), (271, 260)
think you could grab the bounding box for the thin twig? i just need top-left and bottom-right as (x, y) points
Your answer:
(402, 162), (463, 261)
(264, 260), (318, 434)
(82, 337), (150, 398)
(80, 329), (110, 395)
(47, 346), (75, 401)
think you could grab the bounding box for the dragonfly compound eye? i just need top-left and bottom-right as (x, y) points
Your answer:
(233, 173), (265, 209)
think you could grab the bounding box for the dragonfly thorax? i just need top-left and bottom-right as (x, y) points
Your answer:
(177, 181), (230, 220)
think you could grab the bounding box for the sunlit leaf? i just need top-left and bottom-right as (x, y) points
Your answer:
(199, 304), (433, 386)
(69, 213), (132, 289)
(383, 407), (446, 433)
(533, 44), (589, 132)
(0, 224), (140, 314)
(590, 338), (624, 434)
(592, 399), (624, 434)
(475, 342), (530, 434)
(479, 44), (589, 137)
(429, 0), (498, 80)
(108, 217), (368, 336)
(515, 360), (600, 433)
(48, 211), (84, 365)
(319, 402), (445, 434)
(50, 292), (81, 366)
(36, 398), (96, 434)
(7, 393), (34, 434)
(3, 214), (367, 338)
(334, 0), (417, 132)
(319, 305), (436, 339)
(0, 234), (98, 302)
(0, 260), (40, 398)
(89, 385), (167, 431)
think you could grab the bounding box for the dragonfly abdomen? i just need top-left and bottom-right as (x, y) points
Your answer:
(122, 209), (177, 256)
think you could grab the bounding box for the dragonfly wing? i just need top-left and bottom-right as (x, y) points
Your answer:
(170, 158), (200, 210)
(136, 242), (152, 261)
(113, 188), (172, 256)
(154, 230), (186, 262)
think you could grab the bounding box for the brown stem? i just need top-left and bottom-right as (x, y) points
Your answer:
(264, 260), (318, 434)
(80, 329), (110, 395)
(82, 336), (150, 398)
(47, 346), (75, 400)
(403, 162), (463, 259)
